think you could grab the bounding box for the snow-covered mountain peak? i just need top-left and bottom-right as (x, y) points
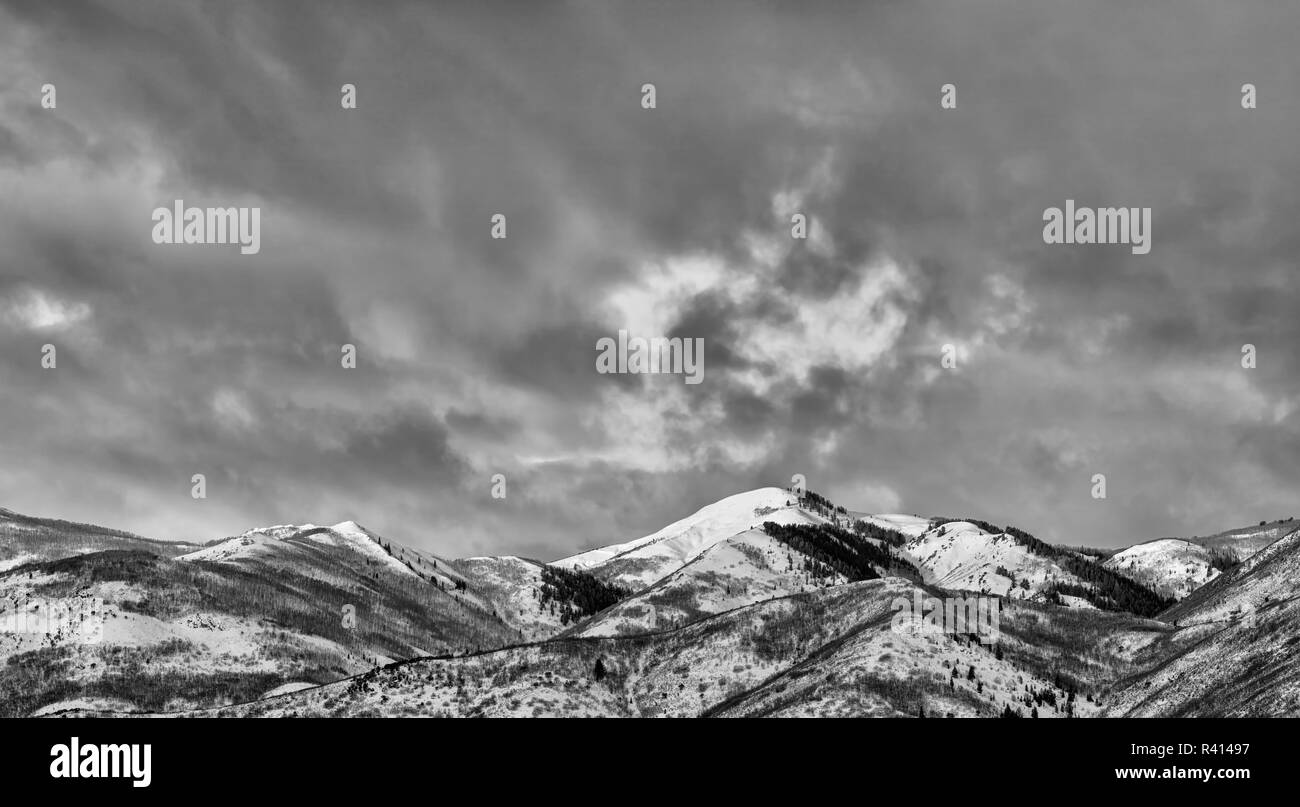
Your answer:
(330, 520), (369, 537)
(553, 486), (822, 589)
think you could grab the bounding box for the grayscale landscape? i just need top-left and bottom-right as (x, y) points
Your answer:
(1, 1), (1297, 720)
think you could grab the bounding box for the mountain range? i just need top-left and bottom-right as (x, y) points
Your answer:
(1, 488), (1295, 717)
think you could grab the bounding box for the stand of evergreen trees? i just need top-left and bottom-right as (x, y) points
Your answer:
(761, 521), (922, 582)
(851, 519), (909, 547)
(1207, 546), (1240, 572)
(793, 489), (839, 519)
(1058, 544), (1111, 560)
(538, 566), (631, 625)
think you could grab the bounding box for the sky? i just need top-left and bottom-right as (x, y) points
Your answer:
(1, 0), (1299, 558)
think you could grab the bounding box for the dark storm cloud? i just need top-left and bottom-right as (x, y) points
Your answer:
(665, 290), (756, 374)
(0, 0), (1298, 555)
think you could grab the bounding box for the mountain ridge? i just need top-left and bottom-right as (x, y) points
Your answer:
(6, 487), (1298, 718)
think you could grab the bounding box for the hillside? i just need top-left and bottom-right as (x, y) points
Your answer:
(456, 556), (629, 641)
(76, 575), (1167, 719)
(0, 507), (199, 571)
(707, 596), (1164, 718)
(900, 519), (1173, 616)
(1102, 539), (1222, 600)
(1101, 518), (1295, 602)
(573, 527), (856, 638)
(0, 520), (516, 717)
(1103, 526), (1300, 716)
(1187, 518), (1297, 561)
(903, 520), (1075, 600)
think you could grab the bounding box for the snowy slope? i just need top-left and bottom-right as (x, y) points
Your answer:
(851, 513), (932, 538)
(180, 521), (485, 606)
(1102, 539), (1219, 600)
(145, 576), (1159, 719)
(0, 517), (516, 716)
(454, 555), (569, 642)
(900, 521), (1082, 601)
(1162, 525), (1300, 628)
(179, 524), (307, 563)
(1188, 518), (1297, 561)
(152, 580), (939, 718)
(554, 487), (825, 590)
(0, 553), (364, 716)
(574, 528), (850, 637)
(1102, 518), (1299, 603)
(183, 521), (414, 579)
(1105, 526), (1300, 716)
(709, 596), (1112, 718)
